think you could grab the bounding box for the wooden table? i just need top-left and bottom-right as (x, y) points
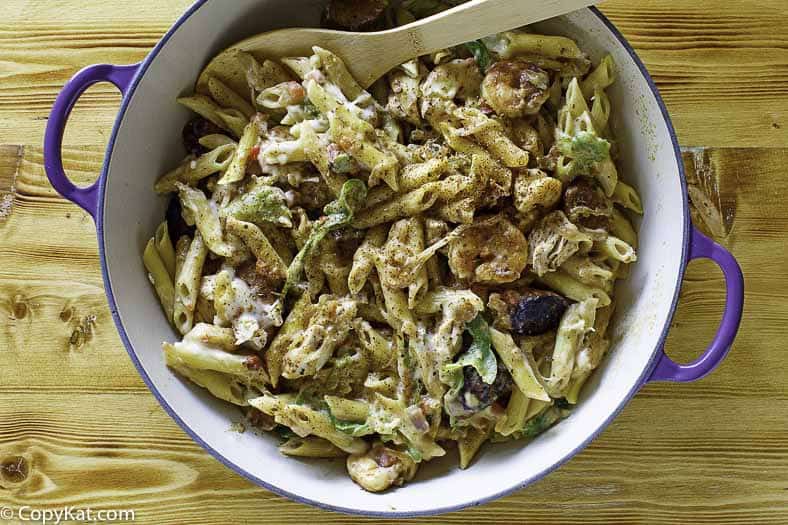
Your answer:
(1, 1), (786, 523)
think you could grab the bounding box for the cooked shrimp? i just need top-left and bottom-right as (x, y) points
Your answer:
(448, 215), (528, 284)
(481, 60), (551, 118)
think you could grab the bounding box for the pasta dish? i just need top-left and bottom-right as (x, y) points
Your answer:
(142, 2), (642, 492)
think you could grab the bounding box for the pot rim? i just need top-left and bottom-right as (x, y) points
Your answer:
(94, 1), (690, 517)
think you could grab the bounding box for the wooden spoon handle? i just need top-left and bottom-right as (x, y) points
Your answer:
(389, 0), (600, 59)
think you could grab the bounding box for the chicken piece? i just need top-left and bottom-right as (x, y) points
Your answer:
(448, 215), (529, 284)
(347, 442), (418, 492)
(421, 58), (483, 102)
(420, 58), (483, 122)
(528, 211), (592, 276)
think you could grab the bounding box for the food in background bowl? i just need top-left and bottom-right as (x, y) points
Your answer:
(142, 20), (642, 491)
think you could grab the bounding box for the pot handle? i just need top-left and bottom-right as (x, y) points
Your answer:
(647, 226), (744, 383)
(44, 63), (139, 221)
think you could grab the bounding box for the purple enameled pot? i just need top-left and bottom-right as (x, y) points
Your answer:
(44, 1), (743, 517)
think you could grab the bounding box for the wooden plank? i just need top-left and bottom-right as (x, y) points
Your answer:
(0, 0), (191, 147)
(0, 393), (784, 524)
(663, 149), (788, 397)
(1, 0), (787, 147)
(0, 145), (21, 223)
(602, 0), (788, 148)
(0, 145), (144, 393)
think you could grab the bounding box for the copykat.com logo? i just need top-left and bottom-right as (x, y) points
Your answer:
(1, 506), (135, 524)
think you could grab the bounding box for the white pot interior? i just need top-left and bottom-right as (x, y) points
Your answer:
(101, 0), (687, 515)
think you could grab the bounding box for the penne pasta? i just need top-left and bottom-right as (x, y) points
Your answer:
(490, 327), (551, 401)
(329, 105), (399, 190)
(175, 183), (234, 257)
(143, 237), (175, 322)
(324, 396), (370, 422)
(596, 235), (637, 263)
(313, 46), (364, 100)
(154, 222), (176, 280)
(226, 217), (287, 285)
(177, 95), (228, 130)
(612, 180), (644, 214)
(536, 270), (611, 307)
(610, 207), (638, 248)
(250, 393), (368, 454)
(347, 224), (388, 295)
(496, 386), (531, 437)
(154, 143), (236, 193)
(146, 25), (643, 491)
(218, 119), (261, 184)
(207, 75), (255, 119)
(279, 436), (347, 458)
(351, 184), (441, 229)
(581, 54), (616, 98)
(490, 31), (585, 60)
(544, 298), (598, 397)
(458, 422), (491, 469)
(173, 232), (208, 335)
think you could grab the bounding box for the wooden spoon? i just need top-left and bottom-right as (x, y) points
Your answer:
(196, 0), (600, 93)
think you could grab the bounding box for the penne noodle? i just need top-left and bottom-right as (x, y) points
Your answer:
(154, 222), (176, 280)
(596, 235), (637, 263)
(143, 237), (175, 322)
(590, 88), (611, 133)
(351, 184), (441, 229)
(218, 119), (261, 184)
(324, 396), (370, 422)
(216, 108), (248, 138)
(154, 143), (236, 193)
(279, 436), (347, 458)
(458, 422), (491, 469)
(313, 46), (364, 100)
(207, 75), (255, 119)
(491, 31), (585, 60)
(177, 95), (227, 130)
(145, 34), (643, 488)
(610, 208), (638, 248)
(536, 270), (611, 307)
(199, 133), (236, 149)
(173, 232), (208, 335)
(581, 54), (616, 98)
(612, 180), (644, 214)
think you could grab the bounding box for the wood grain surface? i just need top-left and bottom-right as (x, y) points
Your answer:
(1, 1), (786, 523)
